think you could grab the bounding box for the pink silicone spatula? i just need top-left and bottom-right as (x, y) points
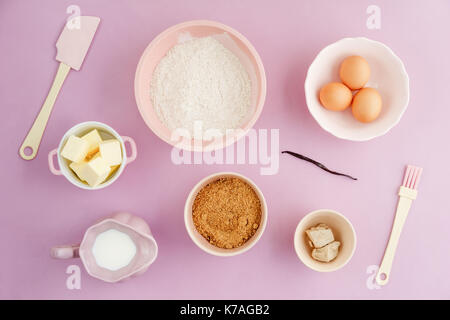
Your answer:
(19, 16), (100, 160)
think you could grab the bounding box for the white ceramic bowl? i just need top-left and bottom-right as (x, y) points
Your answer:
(294, 209), (356, 272)
(305, 37), (409, 141)
(48, 121), (137, 190)
(184, 172), (267, 256)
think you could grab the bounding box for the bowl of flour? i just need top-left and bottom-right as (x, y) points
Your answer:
(135, 20), (266, 152)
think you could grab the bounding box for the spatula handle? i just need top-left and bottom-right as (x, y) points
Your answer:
(19, 62), (71, 160)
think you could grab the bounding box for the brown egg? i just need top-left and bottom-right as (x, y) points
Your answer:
(319, 82), (352, 111)
(339, 56), (371, 90)
(352, 88), (382, 123)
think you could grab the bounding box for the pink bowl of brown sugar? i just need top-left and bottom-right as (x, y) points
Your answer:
(184, 172), (268, 256)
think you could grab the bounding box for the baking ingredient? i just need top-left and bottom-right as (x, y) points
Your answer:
(78, 155), (111, 187)
(99, 140), (122, 166)
(312, 241), (341, 262)
(106, 165), (120, 180)
(318, 55), (382, 125)
(306, 223), (340, 263)
(69, 159), (87, 178)
(339, 55), (371, 90)
(62, 129), (124, 187)
(352, 87), (382, 123)
(192, 177), (261, 249)
(150, 36), (251, 136)
(92, 229), (137, 271)
(81, 129), (102, 157)
(319, 82), (352, 111)
(61, 135), (89, 163)
(306, 223), (335, 248)
(282, 151), (357, 180)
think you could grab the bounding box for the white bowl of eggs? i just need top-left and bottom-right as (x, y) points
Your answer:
(305, 37), (409, 141)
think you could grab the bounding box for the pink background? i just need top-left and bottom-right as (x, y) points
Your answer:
(1, 0), (449, 299)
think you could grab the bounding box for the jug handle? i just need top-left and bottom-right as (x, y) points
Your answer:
(51, 245), (80, 259)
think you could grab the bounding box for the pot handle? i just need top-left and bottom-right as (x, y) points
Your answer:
(51, 245), (80, 259)
(122, 136), (137, 165)
(48, 148), (62, 175)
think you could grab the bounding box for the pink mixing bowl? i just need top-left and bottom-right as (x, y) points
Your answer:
(134, 20), (266, 152)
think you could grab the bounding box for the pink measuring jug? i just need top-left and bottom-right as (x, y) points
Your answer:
(51, 212), (158, 283)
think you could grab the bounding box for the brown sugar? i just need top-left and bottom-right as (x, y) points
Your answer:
(192, 177), (262, 249)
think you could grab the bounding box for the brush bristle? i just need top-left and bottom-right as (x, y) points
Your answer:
(402, 165), (423, 190)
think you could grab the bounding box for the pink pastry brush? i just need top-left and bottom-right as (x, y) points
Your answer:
(376, 165), (423, 285)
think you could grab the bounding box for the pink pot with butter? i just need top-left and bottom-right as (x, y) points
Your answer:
(48, 121), (137, 190)
(51, 212), (158, 283)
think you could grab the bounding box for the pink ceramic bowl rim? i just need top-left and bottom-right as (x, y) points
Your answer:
(184, 172), (268, 257)
(134, 20), (267, 152)
(79, 218), (158, 283)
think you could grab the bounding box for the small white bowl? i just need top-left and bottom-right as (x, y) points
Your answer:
(48, 121), (137, 190)
(305, 37), (409, 141)
(184, 172), (268, 256)
(294, 209), (356, 272)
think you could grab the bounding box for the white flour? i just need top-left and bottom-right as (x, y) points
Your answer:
(150, 36), (251, 137)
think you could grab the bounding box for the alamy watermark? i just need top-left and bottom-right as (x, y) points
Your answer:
(169, 121), (280, 175)
(366, 264), (382, 290)
(66, 265), (81, 290)
(66, 5), (81, 30)
(366, 5), (381, 30)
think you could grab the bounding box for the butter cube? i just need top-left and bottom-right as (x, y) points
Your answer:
(81, 129), (102, 157)
(69, 159), (88, 180)
(79, 156), (111, 187)
(61, 135), (89, 163)
(99, 139), (122, 166)
(106, 165), (120, 180)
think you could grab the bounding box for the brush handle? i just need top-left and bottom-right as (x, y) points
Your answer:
(19, 62), (71, 160)
(376, 186), (417, 285)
